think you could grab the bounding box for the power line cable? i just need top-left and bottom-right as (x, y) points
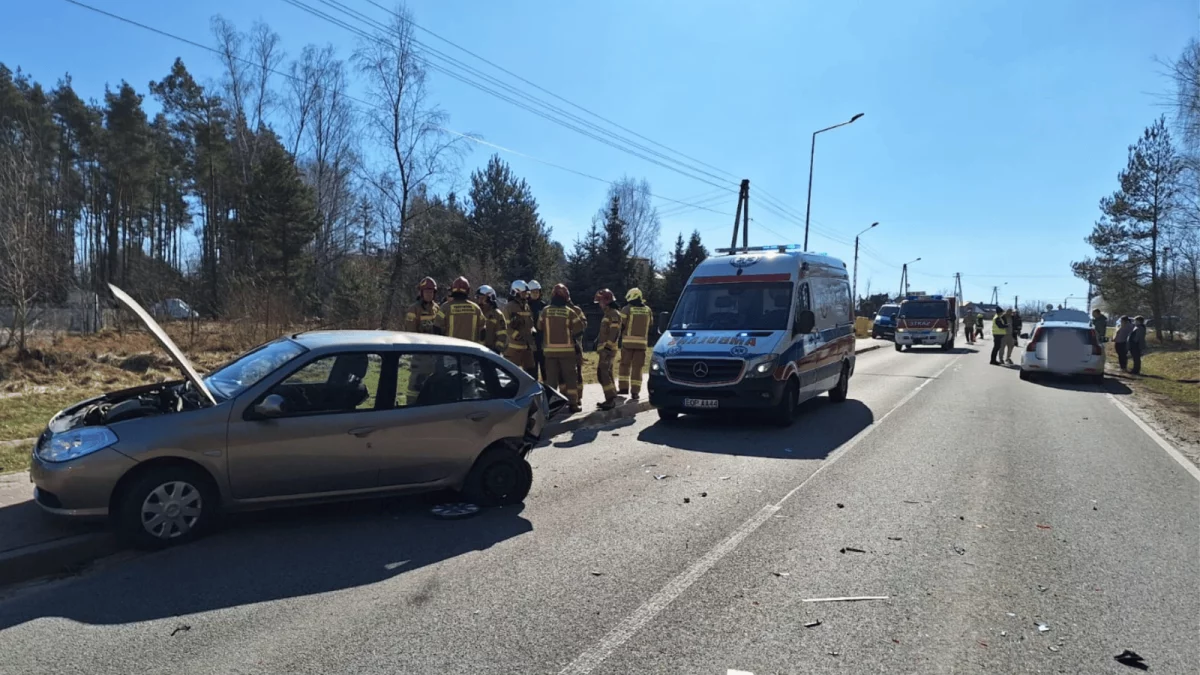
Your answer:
(58, 0), (737, 219)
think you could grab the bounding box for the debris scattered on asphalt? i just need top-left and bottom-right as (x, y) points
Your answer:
(902, 500), (920, 504)
(1037, 623), (1051, 632)
(1006, 612), (1016, 617)
(952, 545), (967, 555)
(827, 651), (840, 656)
(642, 463), (657, 467)
(654, 474), (668, 480)
(683, 497), (691, 504)
(887, 536), (903, 541)
(958, 516), (964, 521)
(720, 476), (731, 480)
(976, 524), (988, 529)
(977, 640), (988, 648)
(840, 547), (866, 554)
(773, 571), (790, 577)
(804, 620), (821, 628)
(430, 502), (481, 519)
(1036, 524), (1052, 530)
(892, 639), (901, 644)
(1037, 584), (1049, 593)
(802, 596), (888, 603)
(836, 503), (845, 508)
(701, 492), (708, 497)
(1001, 631), (1007, 637)
(1113, 649), (1148, 670)
(1048, 646), (1060, 652)
(170, 624), (191, 636)
(1092, 500), (1098, 511)
(590, 571), (603, 576)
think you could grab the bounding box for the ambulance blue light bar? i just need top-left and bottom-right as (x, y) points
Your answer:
(715, 244), (804, 254)
(905, 294), (945, 301)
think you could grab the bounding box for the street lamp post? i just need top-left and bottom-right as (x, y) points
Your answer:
(899, 257), (921, 298)
(803, 112), (865, 251)
(852, 222), (878, 314)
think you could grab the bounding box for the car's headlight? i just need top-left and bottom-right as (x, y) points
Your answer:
(650, 355), (665, 373)
(744, 355), (777, 378)
(935, 327), (945, 332)
(896, 328), (907, 333)
(39, 427), (118, 463)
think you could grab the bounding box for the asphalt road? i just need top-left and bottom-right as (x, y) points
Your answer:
(0, 340), (1197, 674)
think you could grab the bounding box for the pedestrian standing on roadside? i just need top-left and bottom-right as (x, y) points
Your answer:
(1129, 316), (1147, 375)
(1000, 309), (1016, 364)
(1113, 315), (1133, 371)
(962, 305), (977, 345)
(1091, 309), (1108, 343)
(990, 310), (1009, 365)
(975, 313), (985, 341)
(1006, 311), (1024, 362)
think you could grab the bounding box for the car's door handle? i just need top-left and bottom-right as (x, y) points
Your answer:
(348, 426), (378, 438)
(466, 412), (489, 422)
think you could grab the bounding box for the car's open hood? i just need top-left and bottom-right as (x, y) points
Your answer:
(108, 284), (217, 407)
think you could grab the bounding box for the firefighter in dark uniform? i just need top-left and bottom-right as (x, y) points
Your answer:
(435, 276), (486, 344)
(403, 277), (441, 404)
(527, 280), (546, 380)
(476, 284), (508, 354)
(540, 284), (583, 413)
(503, 280), (537, 378)
(619, 287), (652, 399)
(594, 288), (621, 409)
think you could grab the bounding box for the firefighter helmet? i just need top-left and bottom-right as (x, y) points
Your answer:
(552, 283), (571, 300)
(625, 287), (643, 302)
(510, 280), (528, 295)
(527, 280), (542, 292)
(476, 284), (497, 304)
(417, 277), (437, 293)
(594, 288), (615, 304)
(450, 276), (471, 295)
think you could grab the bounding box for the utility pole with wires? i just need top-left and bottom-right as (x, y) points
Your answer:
(953, 273), (963, 308)
(728, 179), (750, 252)
(990, 286), (999, 305)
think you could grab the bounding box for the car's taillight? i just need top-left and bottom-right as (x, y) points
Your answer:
(1026, 327), (1044, 352)
(1089, 329), (1102, 355)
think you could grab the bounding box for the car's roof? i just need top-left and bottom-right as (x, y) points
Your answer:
(291, 330), (487, 352)
(1037, 321), (1093, 329)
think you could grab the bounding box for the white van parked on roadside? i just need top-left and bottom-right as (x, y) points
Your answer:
(647, 245), (856, 425)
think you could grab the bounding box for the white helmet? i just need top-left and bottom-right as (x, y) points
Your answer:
(527, 280), (542, 292)
(510, 280), (528, 294)
(476, 284), (497, 304)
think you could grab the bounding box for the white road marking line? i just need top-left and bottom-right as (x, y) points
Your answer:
(727, 670), (755, 675)
(1107, 393), (1200, 484)
(557, 355), (963, 675)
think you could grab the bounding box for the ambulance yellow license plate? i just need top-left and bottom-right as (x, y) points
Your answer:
(684, 398), (718, 409)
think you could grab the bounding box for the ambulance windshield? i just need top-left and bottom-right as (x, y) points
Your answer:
(669, 282), (793, 331)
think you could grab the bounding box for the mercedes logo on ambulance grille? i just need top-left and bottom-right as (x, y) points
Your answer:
(693, 362), (710, 378)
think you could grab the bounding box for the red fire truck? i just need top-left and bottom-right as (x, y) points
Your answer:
(893, 294), (958, 351)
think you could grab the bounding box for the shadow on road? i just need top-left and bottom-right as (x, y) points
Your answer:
(0, 496), (531, 629)
(637, 397), (873, 461)
(549, 417), (636, 449)
(896, 346), (979, 355)
(1020, 373), (1132, 394)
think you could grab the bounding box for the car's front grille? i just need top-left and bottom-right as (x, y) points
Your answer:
(665, 358), (744, 384)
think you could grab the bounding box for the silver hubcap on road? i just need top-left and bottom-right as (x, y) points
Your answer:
(141, 481), (202, 539)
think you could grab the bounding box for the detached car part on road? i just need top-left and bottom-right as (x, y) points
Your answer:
(29, 285), (568, 549)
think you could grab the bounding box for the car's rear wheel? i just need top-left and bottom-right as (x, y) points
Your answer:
(114, 465), (217, 549)
(657, 408), (680, 422)
(460, 446), (533, 507)
(828, 363), (850, 403)
(1018, 369), (1032, 381)
(771, 380), (798, 427)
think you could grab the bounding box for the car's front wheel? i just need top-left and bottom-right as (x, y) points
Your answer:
(771, 380), (798, 427)
(460, 446), (533, 506)
(114, 465), (217, 549)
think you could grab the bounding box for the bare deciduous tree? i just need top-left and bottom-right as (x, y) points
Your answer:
(0, 120), (48, 353)
(212, 17), (284, 184)
(353, 2), (464, 327)
(594, 175), (662, 263)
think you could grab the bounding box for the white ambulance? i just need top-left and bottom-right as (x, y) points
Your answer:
(648, 245), (857, 425)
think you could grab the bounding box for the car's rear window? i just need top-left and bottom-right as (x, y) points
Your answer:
(877, 306), (899, 317)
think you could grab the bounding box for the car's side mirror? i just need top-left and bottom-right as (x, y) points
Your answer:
(657, 311), (670, 335)
(254, 394), (286, 418)
(794, 310), (816, 335)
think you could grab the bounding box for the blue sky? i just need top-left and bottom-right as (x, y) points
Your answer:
(4, 0), (1195, 307)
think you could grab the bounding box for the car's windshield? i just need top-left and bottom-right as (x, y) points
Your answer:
(878, 305), (899, 317)
(203, 339), (307, 400)
(899, 301), (949, 319)
(669, 282), (793, 331)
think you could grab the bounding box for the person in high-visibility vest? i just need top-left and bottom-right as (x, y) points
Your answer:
(503, 280), (537, 378)
(540, 284), (583, 412)
(619, 287), (652, 399)
(594, 288), (621, 409)
(434, 276), (486, 344)
(990, 309), (1010, 365)
(476, 284), (508, 354)
(403, 277), (441, 404)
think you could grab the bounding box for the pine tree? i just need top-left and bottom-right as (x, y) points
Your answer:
(240, 131), (319, 290)
(1072, 117), (1182, 338)
(468, 155), (557, 285)
(595, 196), (632, 298)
